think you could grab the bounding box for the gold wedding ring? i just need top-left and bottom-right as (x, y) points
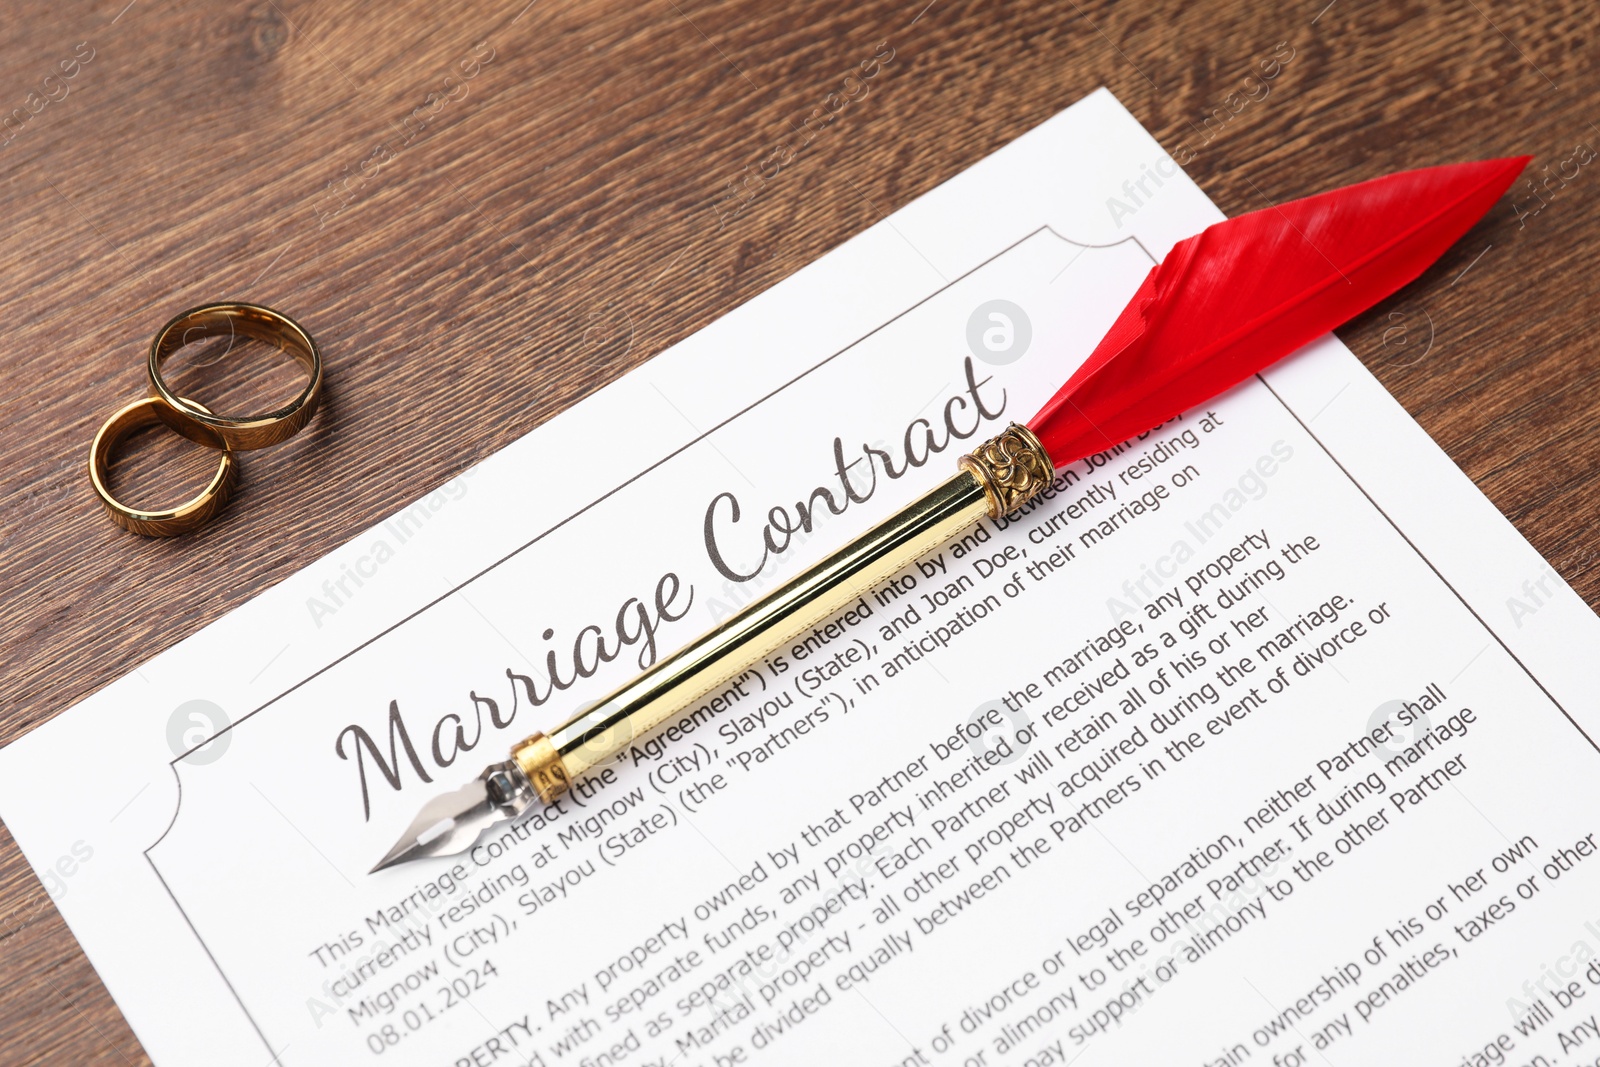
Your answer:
(147, 303), (322, 451)
(86, 302), (322, 535)
(89, 397), (239, 537)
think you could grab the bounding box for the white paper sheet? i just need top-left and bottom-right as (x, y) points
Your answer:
(4, 89), (1600, 1067)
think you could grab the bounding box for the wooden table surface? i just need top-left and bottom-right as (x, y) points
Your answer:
(1, 0), (1596, 1061)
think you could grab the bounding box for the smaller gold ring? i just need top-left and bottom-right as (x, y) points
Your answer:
(147, 302), (322, 451)
(89, 397), (239, 537)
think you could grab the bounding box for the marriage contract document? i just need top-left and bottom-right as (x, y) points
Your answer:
(4, 89), (1600, 1067)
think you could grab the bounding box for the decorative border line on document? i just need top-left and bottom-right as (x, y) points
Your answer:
(143, 227), (1600, 1064)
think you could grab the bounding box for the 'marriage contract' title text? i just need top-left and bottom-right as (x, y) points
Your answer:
(334, 359), (1010, 819)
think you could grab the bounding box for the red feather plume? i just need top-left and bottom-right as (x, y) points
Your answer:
(1028, 157), (1530, 467)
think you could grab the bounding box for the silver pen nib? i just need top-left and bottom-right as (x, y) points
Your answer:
(370, 760), (536, 873)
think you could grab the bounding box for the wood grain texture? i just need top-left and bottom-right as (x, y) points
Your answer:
(0, 0), (1595, 1061)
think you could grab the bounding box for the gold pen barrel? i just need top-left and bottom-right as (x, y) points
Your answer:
(510, 423), (1054, 802)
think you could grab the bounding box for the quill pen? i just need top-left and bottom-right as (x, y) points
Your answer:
(374, 156), (1528, 871)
